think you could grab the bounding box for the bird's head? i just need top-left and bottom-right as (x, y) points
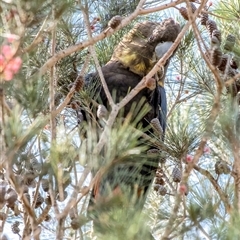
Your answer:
(109, 18), (181, 80)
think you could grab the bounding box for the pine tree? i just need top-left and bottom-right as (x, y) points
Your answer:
(0, 0), (240, 239)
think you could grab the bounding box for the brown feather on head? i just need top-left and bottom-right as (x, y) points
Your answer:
(148, 18), (181, 44)
(109, 18), (181, 77)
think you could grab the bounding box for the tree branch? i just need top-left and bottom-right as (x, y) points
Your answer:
(193, 165), (232, 213)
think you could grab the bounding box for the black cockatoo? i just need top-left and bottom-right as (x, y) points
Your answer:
(84, 18), (180, 208)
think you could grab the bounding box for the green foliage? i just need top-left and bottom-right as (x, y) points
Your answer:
(214, 0), (240, 57)
(10, 76), (49, 117)
(92, 0), (139, 29)
(91, 199), (153, 240)
(1, 0), (240, 239)
(164, 104), (203, 160)
(3, 105), (46, 153)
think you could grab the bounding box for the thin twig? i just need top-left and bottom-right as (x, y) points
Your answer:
(21, 15), (49, 53)
(56, 167), (91, 220)
(80, 3), (114, 107)
(196, 222), (211, 240)
(0, 88), (8, 170)
(50, 4), (57, 142)
(167, 58), (186, 118)
(193, 165), (232, 212)
(225, 72), (240, 87)
(202, 10), (236, 21)
(139, 0), (185, 15)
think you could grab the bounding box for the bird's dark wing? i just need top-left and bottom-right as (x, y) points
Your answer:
(85, 61), (158, 128)
(158, 86), (167, 134)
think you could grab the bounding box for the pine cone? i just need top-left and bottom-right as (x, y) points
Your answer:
(227, 68), (237, 77)
(155, 177), (165, 185)
(5, 189), (17, 208)
(153, 184), (160, 191)
(108, 15), (122, 29)
(172, 167), (182, 182)
(41, 179), (49, 192)
(215, 161), (230, 175)
(23, 171), (36, 187)
(190, 3), (197, 13)
(11, 221), (20, 234)
(151, 118), (163, 137)
(211, 48), (222, 66)
(33, 192), (44, 208)
(211, 35), (220, 46)
(212, 29), (221, 43)
(180, 3), (197, 21)
(156, 168), (164, 178)
(179, 7), (188, 20)
(30, 158), (42, 172)
(223, 163), (231, 174)
(159, 155), (166, 164)
(226, 81), (238, 97)
(224, 34), (236, 51)
(44, 214), (51, 222)
(200, 12), (208, 26)
(74, 75), (84, 92)
(215, 161), (224, 175)
(206, 19), (217, 35)
(158, 185), (167, 196)
(70, 218), (81, 230)
(218, 54), (228, 72)
(230, 58), (239, 70)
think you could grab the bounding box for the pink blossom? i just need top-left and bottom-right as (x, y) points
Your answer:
(7, 57), (22, 73)
(179, 183), (188, 195)
(0, 54), (4, 65)
(1, 45), (14, 59)
(186, 154), (193, 163)
(204, 146), (211, 154)
(208, 1), (213, 6)
(3, 69), (14, 81)
(44, 125), (50, 130)
(176, 75), (181, 81)
(0, 55), (5, 71)
(7, 35), (15, 43)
